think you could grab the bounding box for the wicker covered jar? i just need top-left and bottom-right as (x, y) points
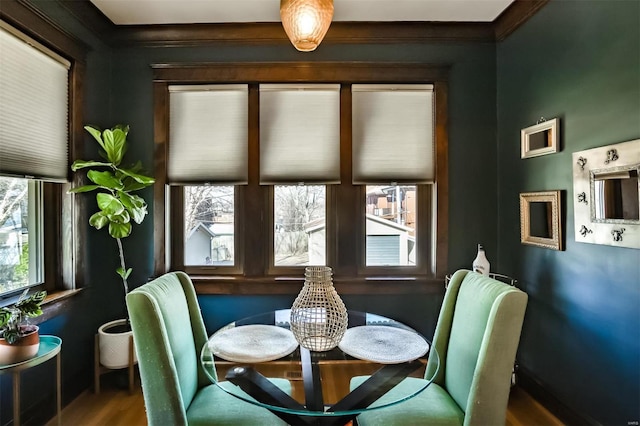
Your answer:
(290, 266), (348, 351)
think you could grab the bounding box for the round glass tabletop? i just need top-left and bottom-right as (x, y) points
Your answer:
(200, 309), (439, 418)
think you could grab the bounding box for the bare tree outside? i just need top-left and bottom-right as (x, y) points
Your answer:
(274, 185), (325, 266)
(184, 186), (234, 265)
(0, 177), (30, 294)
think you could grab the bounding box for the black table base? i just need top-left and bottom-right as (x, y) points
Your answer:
(226, 347), (423, 426)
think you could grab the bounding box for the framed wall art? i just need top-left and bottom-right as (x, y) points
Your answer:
(520, 190), (563, 250)
(521, 118), (559, 159)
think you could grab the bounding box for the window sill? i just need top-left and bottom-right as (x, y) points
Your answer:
(191, 275), (444, 295)
(36, 288), (84, 325)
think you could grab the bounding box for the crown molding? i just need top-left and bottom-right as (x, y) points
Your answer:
(49, 0), (549, 47)
(1, 0), (88, 61)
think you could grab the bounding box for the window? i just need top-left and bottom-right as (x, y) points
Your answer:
(154, 63), (449, 289)
(274, 185), (326, 266)
(184, 185), (235, 267)
(0, 178), (43, 295)
(0, 18), (83, 299)
(365, 185), (417, 266)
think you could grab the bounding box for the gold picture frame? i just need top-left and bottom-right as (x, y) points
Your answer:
(520, 190), (563, 250)
(521, 118), (559, 159)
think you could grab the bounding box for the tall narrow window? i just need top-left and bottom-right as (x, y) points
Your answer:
(353, 85), (434, 268)
(169, 85), (248, 271)
(0, 20), (72, 296)
(260, 84), (339, 268)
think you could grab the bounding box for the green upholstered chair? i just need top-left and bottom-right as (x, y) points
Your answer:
(351, 269), (528, 426)
(126, 271), (290, 426)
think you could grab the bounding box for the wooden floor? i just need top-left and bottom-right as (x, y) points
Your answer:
(47, 369), (563, 426)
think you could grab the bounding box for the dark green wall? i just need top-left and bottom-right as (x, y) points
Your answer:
(496, 1), (640, 424)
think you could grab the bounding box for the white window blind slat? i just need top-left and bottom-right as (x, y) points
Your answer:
(352, 84), (434, 184)
(168, 85), (248, 184)
(259, 84), (340, 184)
(0, 22), (70, 181)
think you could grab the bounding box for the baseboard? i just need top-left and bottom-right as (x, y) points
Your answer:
(516, 366), (598, 426)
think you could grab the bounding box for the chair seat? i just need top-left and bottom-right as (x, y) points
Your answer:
(187, 379), (291, 426)
(350, 376), (464, 426)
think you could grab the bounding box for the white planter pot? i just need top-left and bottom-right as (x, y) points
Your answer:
(98, 319), (137, 369)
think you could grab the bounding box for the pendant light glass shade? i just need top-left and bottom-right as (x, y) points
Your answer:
(280, 0), (334, 52)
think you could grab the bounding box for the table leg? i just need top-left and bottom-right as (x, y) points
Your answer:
(300, 347), (324, 411)
(328, 359), (423, 413)
(57, 350), (62, 426)
(13, 371), (20, 426)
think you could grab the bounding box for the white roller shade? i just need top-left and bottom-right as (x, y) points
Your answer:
(0, 21), (70, 181)
(352, 84), (434, 184)
(169, 85), (248, 184)
(260, 84), (340, 184)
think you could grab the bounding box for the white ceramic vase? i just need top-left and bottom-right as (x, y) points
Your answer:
(98, 319), (137, 369)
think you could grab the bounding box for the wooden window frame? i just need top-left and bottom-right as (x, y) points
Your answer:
(1, 1), (87, 302)
(153, 62), (449, 294)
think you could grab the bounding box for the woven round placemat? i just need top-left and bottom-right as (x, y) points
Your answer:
(208, 325), (298, 363)
(338, 325), (429, 364)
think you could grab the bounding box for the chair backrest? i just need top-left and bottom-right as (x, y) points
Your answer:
(126, 271), (210, 426)
(425, 269), (528, 426)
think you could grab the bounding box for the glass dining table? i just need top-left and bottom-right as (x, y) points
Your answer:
(200, 309), (439, 425)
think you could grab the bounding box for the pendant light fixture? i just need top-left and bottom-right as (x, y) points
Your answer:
(280, 0), (334, 52)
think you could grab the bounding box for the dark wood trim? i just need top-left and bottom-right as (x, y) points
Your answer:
(434, 81), (449, 278)
(334, 84), (358, 277)
(43, 0), (547, 48)
(69, 60), (86, 289)
(110, 21), (496, 47)
(516, 365), (598, 426)
(153, 62), (450, 84)
(1, 0), (88, 61)
(192, 276), (444, 295)
(494, 0), (549, 41)
(152, 82), (169, 276)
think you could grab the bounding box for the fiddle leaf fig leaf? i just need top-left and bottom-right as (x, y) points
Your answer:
(116, 267), (132, 280)
(87, 170), (123, 190)
(96, 193), (124, 215)
(68, 185), (100, 194)
(109, 221), (131, 238)
(71, 160), (111, 171)
(120, 192), (148, 224)
(120, 165), (155, 186)
(102, 127), (128, 166)
(84, 125), (105, 150)
(89, 211), (109, 229)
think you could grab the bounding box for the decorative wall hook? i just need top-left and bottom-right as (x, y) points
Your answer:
(576, 157), (587, 170)
(536, 117), (546, 124)
(577, 192), (587, 204)
(612, 228), (625, 242)
(579, 225), (593, 237)
(604, 149), (619, 164)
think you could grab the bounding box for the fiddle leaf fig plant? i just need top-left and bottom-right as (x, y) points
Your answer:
(69, 124), (155, 296)
(0, 289), (47, 344)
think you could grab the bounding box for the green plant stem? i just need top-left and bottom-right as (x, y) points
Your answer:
(116, 237), (129, 295)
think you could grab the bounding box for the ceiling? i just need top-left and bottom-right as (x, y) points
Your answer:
(90, 0), (515, 26)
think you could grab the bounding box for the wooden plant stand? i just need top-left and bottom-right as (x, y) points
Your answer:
(94, 334), (135, 394)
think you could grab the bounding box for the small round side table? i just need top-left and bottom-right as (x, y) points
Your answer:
(0, 335), (62, 426)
